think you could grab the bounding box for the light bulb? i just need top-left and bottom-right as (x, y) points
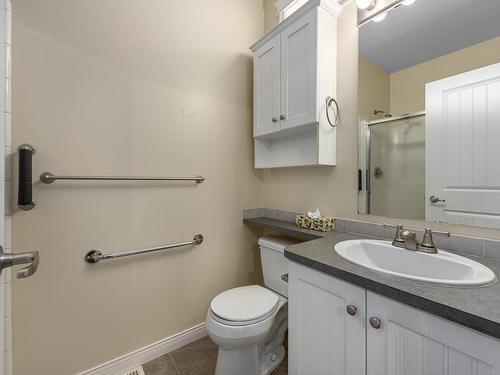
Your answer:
(357, 0), (376, 10)
(402, 0), (416, 5)
(373, 11), (387, 22)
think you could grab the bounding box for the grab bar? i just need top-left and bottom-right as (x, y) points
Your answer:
(85, 234), (204, 264)
(41, 172), (205, 184)
(18, 144), (36, 210)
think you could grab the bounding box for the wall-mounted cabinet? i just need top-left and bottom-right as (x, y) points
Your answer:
(250, 0), (341, 168)
(289, 261), (500, 375)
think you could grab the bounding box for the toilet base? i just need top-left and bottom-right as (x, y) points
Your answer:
(213, 308), (288, 375)
(260, 344), (285, 375)
(214, 344), (285, 375)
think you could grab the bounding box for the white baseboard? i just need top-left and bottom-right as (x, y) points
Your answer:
(78, 323), (207, 375)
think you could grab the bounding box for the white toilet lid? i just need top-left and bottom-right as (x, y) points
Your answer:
(210, 285), (279, 323)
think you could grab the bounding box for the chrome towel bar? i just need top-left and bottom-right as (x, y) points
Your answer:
(41, 172), (205, 184)
(85, 234), (204, 264)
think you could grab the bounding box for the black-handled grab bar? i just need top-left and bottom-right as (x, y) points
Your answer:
(18, 144), (36, 210)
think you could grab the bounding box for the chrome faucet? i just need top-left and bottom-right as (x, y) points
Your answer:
(383, 224), (450, 254)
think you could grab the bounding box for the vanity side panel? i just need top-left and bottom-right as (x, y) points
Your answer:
(317, 6), (337, 165)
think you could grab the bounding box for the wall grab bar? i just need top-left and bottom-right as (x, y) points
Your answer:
(41, 172), (205, 184)
(18, 144), (36, 210)
(85, 234), (204, 264)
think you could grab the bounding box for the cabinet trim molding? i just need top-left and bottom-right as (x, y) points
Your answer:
(250, 0), (342, 52)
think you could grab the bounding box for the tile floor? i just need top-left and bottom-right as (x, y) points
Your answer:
(143, 336), (288, 375)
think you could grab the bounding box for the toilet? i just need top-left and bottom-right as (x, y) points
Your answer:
(206, 236), (296, 375)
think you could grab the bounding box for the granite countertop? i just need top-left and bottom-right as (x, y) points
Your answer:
(284, 231), (500, 339)
(243, 217), (328, 241)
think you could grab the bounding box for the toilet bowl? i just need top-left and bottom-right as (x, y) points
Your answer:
(206, 236), (297, 375)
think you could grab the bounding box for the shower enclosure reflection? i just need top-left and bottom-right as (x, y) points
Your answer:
(361, 113), (425, 220)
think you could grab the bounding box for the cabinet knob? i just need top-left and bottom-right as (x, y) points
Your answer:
(369, 317), (382, 329)
(272, 117), (278, 123)
(280, 114), (286, 120)
(346, 305), (357, 316)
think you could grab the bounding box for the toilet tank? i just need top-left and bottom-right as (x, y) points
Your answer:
(258, 236), (299, 297)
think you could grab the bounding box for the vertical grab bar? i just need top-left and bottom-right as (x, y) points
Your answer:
(18, 144), (36, 210)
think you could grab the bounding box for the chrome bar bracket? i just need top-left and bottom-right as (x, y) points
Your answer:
(40, 172), (56, 184)
(84, 250), (103, 264)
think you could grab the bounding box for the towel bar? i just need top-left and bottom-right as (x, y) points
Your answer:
(41, 172), (205, 184)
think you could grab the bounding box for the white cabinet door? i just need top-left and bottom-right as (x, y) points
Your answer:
(253, 34), (281, 137)
(288, 262), (366, 375)
(426, 62), (500, 228)
(367, 292), (500, 375)
(280, 9), (317, 130)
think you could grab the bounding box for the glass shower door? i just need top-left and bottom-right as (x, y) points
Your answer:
(368, 115), (425, 220)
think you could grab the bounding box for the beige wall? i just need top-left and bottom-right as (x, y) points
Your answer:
(264, 0), (279, 33)
(262, 0), (500, 240)
(390, 35), (500, 115)
(10, 2), (500, 374)
(11, 1), (265, 374)
(358, 55), (390, 122)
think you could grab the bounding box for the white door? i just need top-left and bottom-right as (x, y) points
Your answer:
(367, 292), (500, 375)
(0, 6), (40, 374)
(288, 262), (366, 375)
(280, 9), (317, 131)
(426, 63), (500, 228)
(0, 5), (8, 374)
(254, 34), (281, 137)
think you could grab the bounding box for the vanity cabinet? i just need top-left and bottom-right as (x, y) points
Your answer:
(367, 292), (500, 375)
(289, 261), (500, 375)
(288, 262), (366, 375)
(250, 0), (340, 168)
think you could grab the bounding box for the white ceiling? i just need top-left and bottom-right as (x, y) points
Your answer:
(359, 0), (500, 73)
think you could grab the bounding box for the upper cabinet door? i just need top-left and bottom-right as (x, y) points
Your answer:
(280, 9), (317, 130)
(254, 34), (281, 137)
(367, 292), (500, 375)
(288, 262), (366, 375)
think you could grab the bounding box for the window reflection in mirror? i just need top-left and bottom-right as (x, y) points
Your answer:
(357, 0), (500, 229)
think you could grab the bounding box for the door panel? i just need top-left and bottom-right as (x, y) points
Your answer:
(0, 4), (7, 374)
(280, 9), (317, 130)
(289, 262), (366, 375)
(367, 292), (500, 375)
(254, 35), (281, 137)
(426, 63), (500, 227)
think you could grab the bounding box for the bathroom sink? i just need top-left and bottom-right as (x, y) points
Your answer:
(334, 240), (496, 287)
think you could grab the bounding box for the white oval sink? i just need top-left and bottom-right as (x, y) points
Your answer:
(334, 240), (496, 287)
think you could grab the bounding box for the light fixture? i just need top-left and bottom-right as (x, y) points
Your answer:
(373, 11), (387, 22)
(402, 0), (416, 5)
(356, 0), (376, 10)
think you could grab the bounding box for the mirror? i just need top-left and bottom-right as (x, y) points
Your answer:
(357, 0), (500, 229)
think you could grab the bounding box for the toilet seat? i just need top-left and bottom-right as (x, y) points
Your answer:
(210, 285), (280, 326)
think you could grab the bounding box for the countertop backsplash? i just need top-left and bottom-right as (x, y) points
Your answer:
(243, 208), (500, 260)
